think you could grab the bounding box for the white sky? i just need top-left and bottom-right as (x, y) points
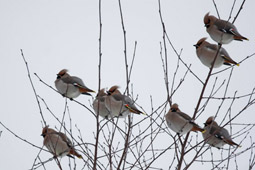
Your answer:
(1, 0), (255, 169)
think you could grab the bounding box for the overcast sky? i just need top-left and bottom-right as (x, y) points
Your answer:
(1, 0), (255, 169)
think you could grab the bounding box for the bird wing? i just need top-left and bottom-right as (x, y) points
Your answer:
(61, 76), (84, 87)
(208, 125), (227, 141)
(58, 132), (73, 148)
(220, 48), (238, 65)
(62, 76), (94, 94)
(215, 20), (238, 36)
(217, 127), (230, 140)
(205, 43), (218, 52)
(70, 76), (86, 87)
(123, 95), (135, 105)
(111, 93), (125, 102)
(176, 111), (192, 122)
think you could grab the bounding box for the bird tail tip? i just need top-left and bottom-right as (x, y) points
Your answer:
(234, 35), (249, 41)
(243, 37), (249, 41)
(70, 150), (83, 159)
(77, 154), (83, 159)
(125, 104), (146, 116)
(142, 112), (148, 116)
(191, 125), (205, 133)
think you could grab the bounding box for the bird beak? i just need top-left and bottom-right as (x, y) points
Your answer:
(106, 91), (111, 95)
(193, 44), (198, 48)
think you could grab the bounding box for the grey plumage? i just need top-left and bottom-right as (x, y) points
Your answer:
(165, 103), (205, 135)
(93, 89), (111, 118)
(202, 117), (240, 149)
(204, 12), (248, 44)
(55, 69), (95, 99)
(194, 38), (239, 68)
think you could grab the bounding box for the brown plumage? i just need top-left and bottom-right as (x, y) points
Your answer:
(41, 126), (82, 159)
(165, 103), (205, 135)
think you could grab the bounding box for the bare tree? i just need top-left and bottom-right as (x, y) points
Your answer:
(1, 0), (255, 170)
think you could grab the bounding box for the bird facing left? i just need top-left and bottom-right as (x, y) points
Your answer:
(54, 69), (95, 99)
(41, 126), (83, 159)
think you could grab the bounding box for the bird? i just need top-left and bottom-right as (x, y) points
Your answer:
(105, 85), (145, 118)
(41, 126), (82, 159)
(54, 69), (95, 99)
(92, 88), (111, 119)
(202, 116), (240, 149)
(165, 103), (205, 135)
(204, 12), (248, 44)
(194, 37), (239, 68)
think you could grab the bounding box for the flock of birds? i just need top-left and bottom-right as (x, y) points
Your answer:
(41, 13), (246, 159)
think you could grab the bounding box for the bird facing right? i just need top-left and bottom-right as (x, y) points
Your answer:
(93, 88), (111, 119)
(202, 116), (240, 149)
(194, 38), (239, 68)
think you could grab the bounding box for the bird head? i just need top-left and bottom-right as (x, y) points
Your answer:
(107, 85), (120, 95)
(204, 12), (217, 28)
(56, 69), (69, 79)
(170, 103), (179, 112)
(204, 116), (215, 126)
(95, 88), (106, 98)
(194, 37), (207, 49)
(41, 125), (49, 138)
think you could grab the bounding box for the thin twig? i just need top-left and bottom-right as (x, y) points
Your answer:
(20, 49), (46, 126)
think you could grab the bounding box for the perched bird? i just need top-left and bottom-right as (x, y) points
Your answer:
(41, 126), (82, 158)
(204, 12), (248, 44)
(55, 69), (95, 99)
(203, 116), (240, 149)
(165, 103), (205, 135)
(105, 85), (145, 118)
(194, 38), (239, 68)
(93, 88), (111, 119)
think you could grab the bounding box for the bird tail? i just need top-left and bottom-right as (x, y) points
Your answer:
(125, 104), (147, 115)
(191, 124), (206, 133)
(69, 149), (83, 159)
(222, 56), (240, 66)
(234, 35), (249, 41)
(225, 139), (241, 148)
(79, 87), (96, 95)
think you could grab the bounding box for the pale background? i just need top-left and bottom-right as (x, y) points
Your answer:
(1, 0), (255, 169)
